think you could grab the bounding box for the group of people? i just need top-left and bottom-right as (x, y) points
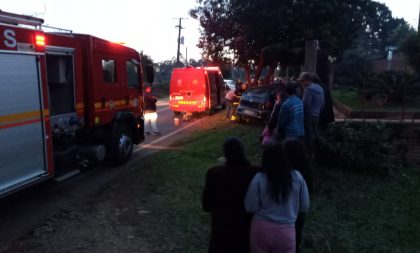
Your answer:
(203, 137), (311, 253)
(202, 71), (333, 252)
(266, 71), (333, 154)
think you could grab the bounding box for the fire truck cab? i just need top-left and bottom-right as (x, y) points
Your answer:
(0, 10), (150, 197)
(169, 66), (225, 114)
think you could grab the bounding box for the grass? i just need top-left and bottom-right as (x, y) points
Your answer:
(332, 88), (420, 112)
(130, 121), (420, 252)
(133, 121), (264, 252)
(305, 168), (420, 252)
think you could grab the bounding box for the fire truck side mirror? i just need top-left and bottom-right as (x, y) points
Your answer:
(144, 65), (154, 85)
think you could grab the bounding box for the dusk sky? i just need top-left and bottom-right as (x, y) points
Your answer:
(1, 0), (418, 62)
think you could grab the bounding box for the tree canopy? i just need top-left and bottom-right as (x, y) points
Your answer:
(190, 0), (415, 85)
(400, 34), (420, 73)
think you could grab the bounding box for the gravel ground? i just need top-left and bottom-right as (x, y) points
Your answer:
(0, 159), (165, 253)
(0, 113), (225, 253)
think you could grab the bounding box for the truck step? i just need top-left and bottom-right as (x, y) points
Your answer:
(54, 170), (81, 182)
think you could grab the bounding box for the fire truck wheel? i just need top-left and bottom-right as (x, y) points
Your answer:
(173, 111), (181, 116)
(110, 124), (133, 164)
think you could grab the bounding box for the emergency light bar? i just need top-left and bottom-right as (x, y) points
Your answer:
(205, 67), (220, 71)
(0, 9), (44, 27)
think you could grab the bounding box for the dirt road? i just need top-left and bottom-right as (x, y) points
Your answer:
(0, 100), (220, 253)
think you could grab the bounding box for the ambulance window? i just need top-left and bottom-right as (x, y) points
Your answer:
(126, 60), (139, 88)
(102, 59), (116, 83)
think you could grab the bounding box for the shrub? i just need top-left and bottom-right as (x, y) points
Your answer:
(363, 71), (420, 105)
(315, 122), (403, 175)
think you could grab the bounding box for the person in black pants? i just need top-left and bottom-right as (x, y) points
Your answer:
(143, 86), (160, 136)
(202, 137), (258, 253)
(282, 138), (313, 253)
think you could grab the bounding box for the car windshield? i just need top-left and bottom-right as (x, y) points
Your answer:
(243, 87), (270, 99)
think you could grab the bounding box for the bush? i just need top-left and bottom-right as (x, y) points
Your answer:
(363, 71), (420, 105)
(315, 122), (403, 175)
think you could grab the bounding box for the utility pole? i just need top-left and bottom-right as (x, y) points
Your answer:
(418, 2), (420, 32)
(185, 47), (188, 66)
(174, 18), (184, 64)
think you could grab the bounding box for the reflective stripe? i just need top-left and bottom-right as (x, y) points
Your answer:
(0, 118), (41, 129)
(0, 109), (49, 126)
(94, 100), (136, 110)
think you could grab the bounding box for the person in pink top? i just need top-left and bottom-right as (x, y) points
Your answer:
(245, 141), (310, 253)
(223, 87), (239, 120)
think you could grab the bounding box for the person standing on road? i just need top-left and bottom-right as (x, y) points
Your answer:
(202, 137), (258, 253)
(223, 87), (239, 121)
(244, 142), (310, 253)
(143, 86), (161, 136)
(298, 72), (324, 153)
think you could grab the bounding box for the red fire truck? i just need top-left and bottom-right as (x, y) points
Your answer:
(0, 10), (151, 197)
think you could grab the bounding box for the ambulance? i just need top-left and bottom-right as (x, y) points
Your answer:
(0, 10), (152, 197)
(169, 66), (225, 114)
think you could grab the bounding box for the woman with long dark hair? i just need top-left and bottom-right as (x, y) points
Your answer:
(203, 137), (258, 253)
(244, 142), (309, 253)
(282, 138), (313, 253)
(282, 138), (313, 192)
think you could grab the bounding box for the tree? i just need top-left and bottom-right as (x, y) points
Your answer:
(140, 53), (154, 84)
(190, 0), (413, 86)
(400, 34), (420, 73)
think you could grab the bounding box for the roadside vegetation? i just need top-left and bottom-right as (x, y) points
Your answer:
(151, 82), (169, 99)
(130, 120), (420, 252)
(333, 87), (420, 112)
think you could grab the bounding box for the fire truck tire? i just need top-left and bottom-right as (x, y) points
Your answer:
(173, 111), (181, 116)
(110, 124), (133, 164)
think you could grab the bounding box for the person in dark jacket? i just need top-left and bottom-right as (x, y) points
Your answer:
(312, 73), (335, 130)
(202, 137), (258, 253)
(143, 86), (160, 135)
(282, 138), (313, 253)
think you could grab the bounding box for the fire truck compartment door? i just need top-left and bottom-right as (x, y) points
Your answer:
(0, 53), (48, 195)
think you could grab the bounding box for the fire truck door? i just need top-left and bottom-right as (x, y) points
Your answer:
(0, 53), (48, 195)
(96, 57), (123, 119)
(208, 72), (220, 107)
